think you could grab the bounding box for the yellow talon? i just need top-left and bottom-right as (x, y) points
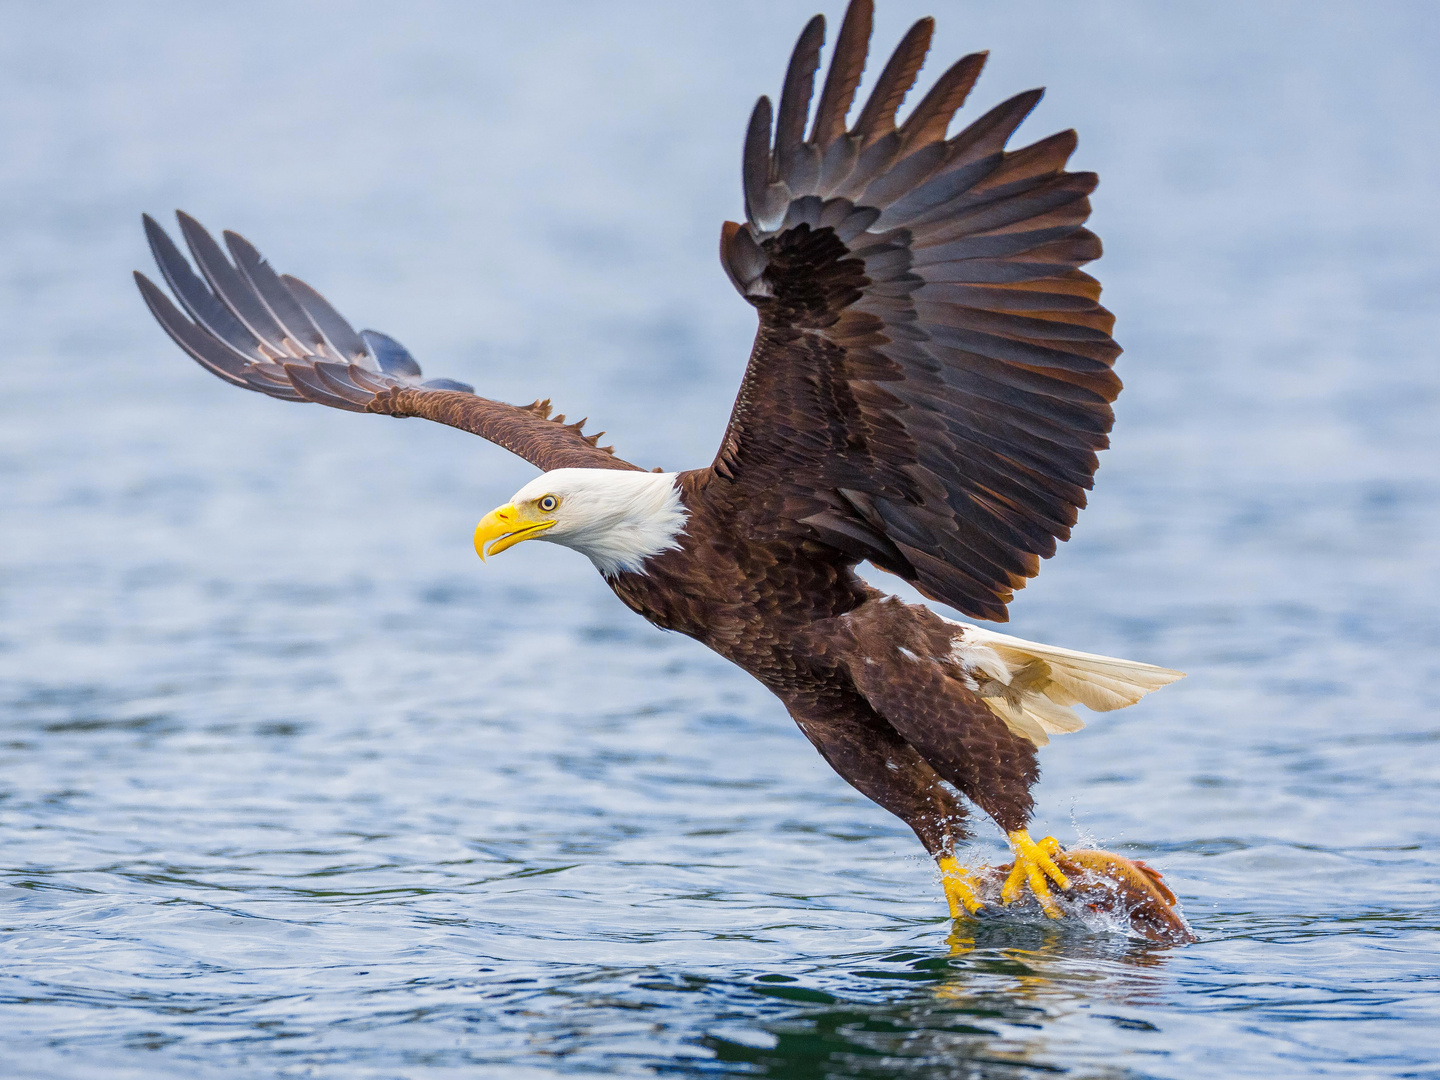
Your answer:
(1002, 830), (1070, 918)
(937, 854), (984, 917)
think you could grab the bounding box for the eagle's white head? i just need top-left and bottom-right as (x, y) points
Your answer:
(473, 468), (688, 577)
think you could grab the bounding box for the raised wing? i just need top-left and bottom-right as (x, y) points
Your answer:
(136, 213), (635, 473)
(712, 0), (1119, 621)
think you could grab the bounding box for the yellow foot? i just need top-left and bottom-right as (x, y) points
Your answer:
(1002, 830), (1070, 918)
(937, 855), (985, 918)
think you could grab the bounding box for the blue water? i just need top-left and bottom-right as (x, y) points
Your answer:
(2, 2), (1438, 1076)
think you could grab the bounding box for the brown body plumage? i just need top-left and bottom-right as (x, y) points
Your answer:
(611, 480), (1033, 857)
(135, 1), (1184, 922)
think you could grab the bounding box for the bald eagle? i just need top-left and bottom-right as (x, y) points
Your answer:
(135, 0), (1183, 921)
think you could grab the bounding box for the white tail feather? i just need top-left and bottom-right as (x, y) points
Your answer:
(945, 621), (1184, 747)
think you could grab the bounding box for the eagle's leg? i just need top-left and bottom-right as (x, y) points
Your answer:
(787, 693), (973, 912)
(936, 855), (985, 916)
(1002, 830), (1069, 917)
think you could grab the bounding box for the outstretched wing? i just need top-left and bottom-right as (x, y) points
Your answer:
(711, 0), (1118, 621)
(136, 213), (636, 473)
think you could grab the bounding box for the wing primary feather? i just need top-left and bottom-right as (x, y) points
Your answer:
(876, 91), (1049, 230)
(142, 215), (267, 364)
(946, 88), (1046, 169)
(175, 212), (292, 357)
(850, 17), (933, 147)
(135, 272), (305, 400)
(744, 96), (789, 231)
(774, 15), (825, 184)
(743, 96), (771, 227)
(224, 230), (336, 361)
(810, 0), (873, 148)
(134, 272), (254, 389)
(895, 52), (988, 156)
(280, 274), (371, 364)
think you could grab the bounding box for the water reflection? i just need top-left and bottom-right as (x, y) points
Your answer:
(692, 930), (1178, 1078)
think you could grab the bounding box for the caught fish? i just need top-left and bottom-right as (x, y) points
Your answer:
(967, 848), (1196, 944)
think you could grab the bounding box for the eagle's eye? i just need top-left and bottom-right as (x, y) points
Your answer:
(538, 495), (559, 512)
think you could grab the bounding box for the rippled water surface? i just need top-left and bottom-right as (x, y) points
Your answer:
(3, 2), (1439, 1076)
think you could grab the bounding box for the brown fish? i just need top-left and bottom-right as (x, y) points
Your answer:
(967, 848), (1196, 944)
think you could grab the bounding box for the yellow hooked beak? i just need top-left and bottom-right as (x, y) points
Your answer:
(474, 503), (557, 561)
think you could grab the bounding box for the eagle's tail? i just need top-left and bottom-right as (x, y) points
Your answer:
(946, 622), (1185, 747)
